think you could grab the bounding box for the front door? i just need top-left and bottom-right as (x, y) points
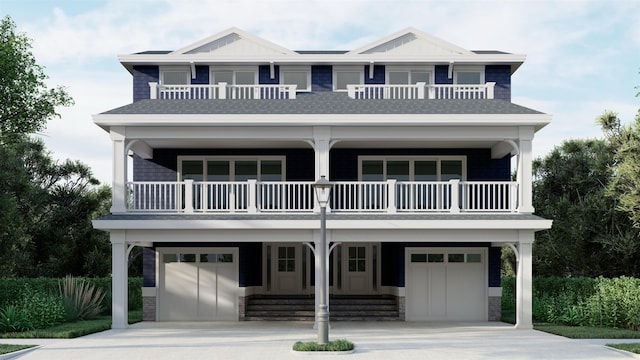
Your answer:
(334, 243), (379, 294)
(265, 243), (310, 294)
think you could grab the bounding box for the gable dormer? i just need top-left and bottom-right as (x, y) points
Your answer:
(172, 27), (297, 57)
(348, 27), (472, 57)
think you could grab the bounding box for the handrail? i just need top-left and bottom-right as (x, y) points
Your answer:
(149, 82), (297, 100)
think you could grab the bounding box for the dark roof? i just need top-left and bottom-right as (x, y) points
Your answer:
(471, 50), (511, 55)
(295, 50), (350, 54)
(102, 92), (543, 115)
(134, 50), (173, 55)
(97, 213), (548, 221)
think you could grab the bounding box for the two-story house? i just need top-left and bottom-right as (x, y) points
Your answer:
(92, 27), (552, 329)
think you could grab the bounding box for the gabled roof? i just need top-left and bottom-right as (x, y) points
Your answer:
(348, 27), (473, 56)
(172, 27), (297, 56)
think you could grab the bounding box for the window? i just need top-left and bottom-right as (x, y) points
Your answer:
(178, 157), (286, 182)
(348, 246), (366, 272)
(387, 67), (433, 85)
(333, 67), (363, 91)
(160, 66), (190, 85)
(278, 246), (295, 272)
(281, 67), (311, 92)
(358, 156), (466, 181)
(210, 67), (257, 85)
(454, 66), (484, 85)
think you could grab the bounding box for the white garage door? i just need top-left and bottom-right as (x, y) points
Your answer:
(406, 248), (486, 321)
(159, 248), (238, 321)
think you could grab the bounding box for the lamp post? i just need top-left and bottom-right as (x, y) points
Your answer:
(313, 175), (333, 345)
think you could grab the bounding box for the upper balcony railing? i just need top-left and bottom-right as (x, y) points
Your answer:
(149, 82), (297, 100)
(346, 82), (496, 100)
(125, 179), (518, 214)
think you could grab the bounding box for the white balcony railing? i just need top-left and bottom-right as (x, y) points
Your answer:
(347, 82), (496, 100)
(149, 82), (297, 100)
(126, 180), (518, 214)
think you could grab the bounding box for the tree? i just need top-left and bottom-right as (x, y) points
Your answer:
(0, 15), (73, 143)
(597, 108), (640, 229)
(532, 138), (640, 277)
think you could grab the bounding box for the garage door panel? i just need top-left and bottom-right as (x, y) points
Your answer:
(164, 263), (198, 320)
(428, 265), (447, 319)
(407, 264), (428, 319)
(446, 263), (485, 320)
(198, 265), (217, 318)
(216, 263), (238, 320)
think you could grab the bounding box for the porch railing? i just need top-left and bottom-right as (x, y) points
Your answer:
(125, 179), (518, 214)
(347, 82), (496, 100)
(149, 82), (297, 100)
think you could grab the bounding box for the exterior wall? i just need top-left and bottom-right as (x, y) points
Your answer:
(259, 65), (279, 84)
(434, 65), (453, 85)
(132, 65), (159, 102)
(312, 65), (332, 92)
(485, 65), (511, 101)
(142, 296), (156, 321)
(330, 148), (510, 181)
(364, 65), (385, 84)
(488, 296), (501, 321)
(192, 65), (209, 85)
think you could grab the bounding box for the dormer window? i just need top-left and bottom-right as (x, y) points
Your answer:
(386, 67), (434, 85)
(160, 66), (190, 85)
(454, 66), (484, 84)
(333, 67), (363, 91)
(211, 66), (258, 85)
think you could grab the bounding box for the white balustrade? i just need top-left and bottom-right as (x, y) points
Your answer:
(125, 180), (517, 213)
(347, 82), (496, 100)
(149, 82), (297, 100)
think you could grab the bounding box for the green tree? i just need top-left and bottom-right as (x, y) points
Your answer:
(597, 108), (640, 229)
(0, 15), (73, 143)
(532, 139), (640, 277)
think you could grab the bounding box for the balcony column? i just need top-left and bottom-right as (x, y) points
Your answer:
(312, 127), (331, 180)
(518, 127), (535, 213)
(110, 127), (127, 213)
(515, 231), (534, 329)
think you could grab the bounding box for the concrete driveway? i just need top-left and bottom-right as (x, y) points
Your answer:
(4, 321), (639, 360)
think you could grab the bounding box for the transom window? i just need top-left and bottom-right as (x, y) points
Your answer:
(358, 156), (466, 182)
(333, 67), (363, 91)
(410, 252), (481, 263)
(280, 66), (311, 92)
(454, 66), (484, 85)
(210, 67), (258, 85)
(387, 67), (433, 85)
(178, 157), (285, 182)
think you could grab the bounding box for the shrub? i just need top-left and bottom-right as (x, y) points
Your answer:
(18, 285), (65, 329)
(0, 305), (32, 332)
(59, 275), (106, 322)
(293, 339), (354, 352)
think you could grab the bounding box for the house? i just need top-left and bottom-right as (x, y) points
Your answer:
(92, 27), (552, 329)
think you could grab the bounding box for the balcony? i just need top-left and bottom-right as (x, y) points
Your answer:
(347, 82), (496, 100)
(149, 82), (297, 100)
(125, 180), (519, 214)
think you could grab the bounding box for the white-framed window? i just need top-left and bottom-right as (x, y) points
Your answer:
(386, 66), (434, 85)
(454, 66), (484, 85)
(357, 156), (466, 182)
(210, 66), (258, 85)
(178, 156), (286, 182)
(333, 66), (363, 91)
(159, 66), (190, 85)
(280, 66), (311, 92)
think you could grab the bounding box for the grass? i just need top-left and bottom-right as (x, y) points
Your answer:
(0, 344), (36, 355)
(293, 339), (355, 352)
(608, 343), (640, 354)
(533, 324), (640, 339)
(0, 310), (143, 339)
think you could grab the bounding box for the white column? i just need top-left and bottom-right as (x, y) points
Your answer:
(110, 127), (127, 213)
(518, 127), (535, 213)
(313, 127), (331, 180)
(515, 231), (534, 329)
(111, 230), (128, 329)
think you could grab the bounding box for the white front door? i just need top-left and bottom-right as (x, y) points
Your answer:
(335, 243), (379, 294)
(406, 248), (487, 321)
(267, 244), (309, 294)
(159, 248), (238, 321)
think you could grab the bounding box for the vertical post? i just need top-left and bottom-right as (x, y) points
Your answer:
(516, 232), (534, 329)
(148, 82), (158, 99)
(317, 205), (329, 344)
(387, 179), (397, 213)
(111, 231), (128, 329)
(110, 128), (127, 213)
(248, 179), (257, 213)
(518, 128), (535, 213)
(183, 179), (194, 213)
(416, 82), (426, 99)
(486, 82), (496, 99)
(289, 85), (297, 100)
(449, 179), (460, 213)
(219, 82), (227, 99)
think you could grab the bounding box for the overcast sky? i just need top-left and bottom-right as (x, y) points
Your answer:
(3, 0), (640, 184)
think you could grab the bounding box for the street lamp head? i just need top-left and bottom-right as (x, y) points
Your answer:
(313, 175), (333, 207)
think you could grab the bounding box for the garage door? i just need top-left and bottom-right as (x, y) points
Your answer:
(159, 248), (238, 321)
(406, 248), (486, 321)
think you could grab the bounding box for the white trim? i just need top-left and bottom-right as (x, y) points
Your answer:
(488, 287), (502, 297)
(142, 287), (157, 297)
(177, 155), (286, 182)
(172, 27), (297, 56)
(348, 27), (473, 56)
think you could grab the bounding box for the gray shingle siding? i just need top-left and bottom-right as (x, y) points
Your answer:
(312, 65), (332, 91)
(133, 154), (176, 181)
(259, 65), (279, 84)
(486, 65), (511, 101)
(364, 65), (385, 84)
(133, 65), (159, 102)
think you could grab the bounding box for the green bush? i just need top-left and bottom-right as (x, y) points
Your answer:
(18, 285), (65, 329)
(59, 275), (106, 321)
(293, 339), (354, 352)
(0, 305), (32, 332)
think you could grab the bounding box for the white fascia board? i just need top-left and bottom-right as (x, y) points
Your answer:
(93, 113), (552, 131)
(92, 218), (552, 231)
